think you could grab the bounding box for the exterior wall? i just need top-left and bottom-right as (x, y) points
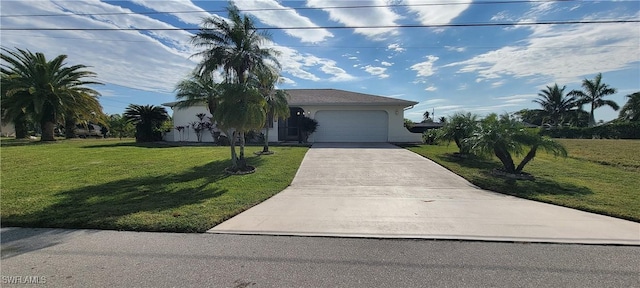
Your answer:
(165, 105), (278, 143)
(165, 103), (422, 143)
(299, 105), (422, 143)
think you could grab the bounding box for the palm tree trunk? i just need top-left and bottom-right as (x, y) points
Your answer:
(228, 130), (238, 169)
(13, 114), (29, 139)
(263, 127), (270, 153)
(40, 120), (56, 141)
(238, 131), (247, 169)
(65, 118), (76, 139)
(494, 147), (515, 173)
(516, 145), (538, 173)
(589, 103), (596, 127)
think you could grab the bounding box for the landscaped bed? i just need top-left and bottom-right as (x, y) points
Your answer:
(0, 138), (308, 232)
(405, 139), (640, 222)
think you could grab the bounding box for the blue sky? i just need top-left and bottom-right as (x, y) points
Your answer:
(1, 0), (638, 122)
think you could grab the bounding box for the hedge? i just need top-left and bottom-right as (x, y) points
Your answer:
(541, 122), (640, 139)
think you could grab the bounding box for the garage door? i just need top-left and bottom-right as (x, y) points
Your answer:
(313, 110), (388, 142)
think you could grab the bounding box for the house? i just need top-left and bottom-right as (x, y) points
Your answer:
(162, 89), (422, 143)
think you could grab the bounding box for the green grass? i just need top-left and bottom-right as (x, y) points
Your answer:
(1, 138), (308, 232)
(405, 140), (640, 222)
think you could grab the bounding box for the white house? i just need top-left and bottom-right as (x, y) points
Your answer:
(162, 89), (422, 143)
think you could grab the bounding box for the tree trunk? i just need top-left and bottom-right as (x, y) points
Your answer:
(262, 127), (270, 153)
(228, 130), (237, 168)
(516, 145), (538, 173)
(13, 115), (29, 139)
(589, 103), (596, 127)
(494, 147), (515, 173)
(40, 120), (56, 141)
(238, 131), (247, 169)
(65, 118), (76, 139)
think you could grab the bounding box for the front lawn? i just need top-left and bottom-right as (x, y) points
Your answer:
(405, 139), (640, 222)
(1, 139), (308, 232)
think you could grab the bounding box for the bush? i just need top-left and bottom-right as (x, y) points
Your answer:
(422, 129), (441, 145)
(542, 122), (640, 139)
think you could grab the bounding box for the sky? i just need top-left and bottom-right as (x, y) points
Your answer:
(1, 0), (638, 123)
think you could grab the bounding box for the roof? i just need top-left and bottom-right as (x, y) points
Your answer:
(162, 89), (417, 108)
(284, 89), (417, 107)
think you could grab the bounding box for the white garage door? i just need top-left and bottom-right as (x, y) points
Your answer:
(313, 110), (388, 142)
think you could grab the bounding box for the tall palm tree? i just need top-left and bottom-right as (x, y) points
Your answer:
(618, 92), (640, 122)
(1, 47), (103, 141)
(533, 84), (579, 127)
(569, 73), (619, 127)
(190, 3), (280, 171)
(252, 67), (289, 153)
(124, 104), (169, 142)
(191, 3), (280, 85)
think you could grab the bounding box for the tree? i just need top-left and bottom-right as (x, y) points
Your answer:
(174, 72), (220, 116)
(436, 112), (479, 155)
(213, 83), (266, 169)
(466, 114), (567, 174)
(190, 3), (280, 171)
(107, 114), (134, 139)
(252, 67), (289, 153)
(438, 116), (447, 123)
(422, 110), (432, 123)
(533, 84), (579, 127)
(123, 104), (169, 142)
(569, 73), (619, 127)
(1, 47), (103, 141)
(618, 92), (640, 122)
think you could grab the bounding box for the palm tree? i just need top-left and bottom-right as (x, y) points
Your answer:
(174, 72), (220, 116)
(107, 114), (134, 139)
(252, 67), (289, 153)
(533, 84), (579, 127)
(436, 112), (479, 155)
(213, 83), (266, 168)
(618, 92), (640, 122)
(569, 73), (619, 127)
(466, 114), (567, 174)
(1, 47), (103, 141)
(190, 3), (280, 171)
(123, 104), (169, 142)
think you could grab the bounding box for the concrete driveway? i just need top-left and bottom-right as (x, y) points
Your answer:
(209, 143), (640, 245)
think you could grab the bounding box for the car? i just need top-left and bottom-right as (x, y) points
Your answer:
(75, 124), (103, 138)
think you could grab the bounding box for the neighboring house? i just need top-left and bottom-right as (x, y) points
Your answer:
(162, 89), (422, 143)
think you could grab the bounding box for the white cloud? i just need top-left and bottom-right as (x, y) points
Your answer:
(0, 1), (196, 93)
(410, 55), (439, 78)
(445, 46), (466, 52)
(387, 43), (406, 52)
(425, 85), (437, 91)
(363, 65), (389, 79)
(445, 21), (640, 85)
(279, 76), (296, 85)
(307, 0), (401, 40)
(348, 56), (358, 60)
(491, 80), (506, 88)
(403, 0), (471, 25)
(235, 0), (333, 43)
(265, 43), (355, 82)
(131, 0), (210, 25)
(381, 61), (393, 66)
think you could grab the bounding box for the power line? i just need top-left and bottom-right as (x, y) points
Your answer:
(2, 19), (637, 31)
(0, 0), (586, 18)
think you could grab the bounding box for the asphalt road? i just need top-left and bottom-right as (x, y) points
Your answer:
(1, 228), (638, 287)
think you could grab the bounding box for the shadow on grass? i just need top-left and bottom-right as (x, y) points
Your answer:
(435, 153), (593, 198)
(2, 157), (265, 233)
(0, 139), (57, 147)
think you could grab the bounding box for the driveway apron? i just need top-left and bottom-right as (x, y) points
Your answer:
(209, 143), (640, 245)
